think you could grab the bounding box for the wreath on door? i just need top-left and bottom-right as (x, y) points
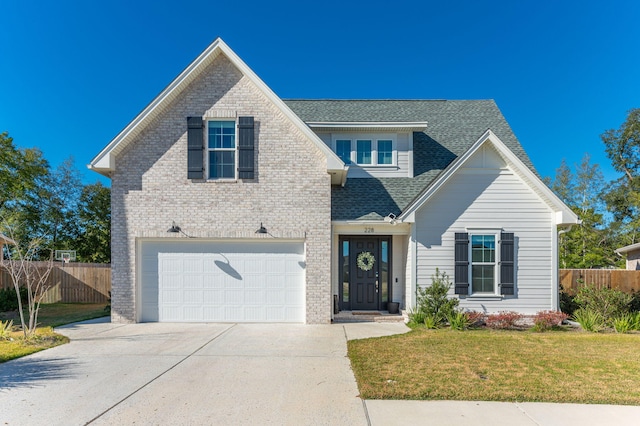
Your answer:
(357, 251), (376, 271)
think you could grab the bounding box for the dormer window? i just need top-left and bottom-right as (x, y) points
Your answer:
(332, 134), (396, 166)
(356, 140), (372, 164)
(336, 140), (351, 164)
(378, 140), (393, 164)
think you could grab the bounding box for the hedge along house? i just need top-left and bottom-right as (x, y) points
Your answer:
(90, 38), (578, 324)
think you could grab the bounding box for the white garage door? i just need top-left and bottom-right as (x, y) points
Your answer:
(139, 241), (305, 323)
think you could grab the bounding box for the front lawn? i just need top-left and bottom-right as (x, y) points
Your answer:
(348, 328), (640, 405)
(0, 303), (108, 363)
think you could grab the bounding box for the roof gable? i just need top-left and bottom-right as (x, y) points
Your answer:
(399, 130), (579, 225)
(90, 39), (345, 179)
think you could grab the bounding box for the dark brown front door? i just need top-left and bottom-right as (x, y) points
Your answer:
(351, 238), (379, 310)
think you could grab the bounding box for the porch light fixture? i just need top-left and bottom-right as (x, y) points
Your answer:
(255, 223), (268, 234)
(384, 213), (398, 225)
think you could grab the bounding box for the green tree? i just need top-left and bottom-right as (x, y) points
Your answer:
(550, 154), (617, 268)
(15, 157), (82, 256)
(602, 108), (640, 247)
(76, 182), (111, 263)
(0, 131), (48, 213)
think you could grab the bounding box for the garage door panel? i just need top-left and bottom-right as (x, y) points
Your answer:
(142, 242), (305, 323)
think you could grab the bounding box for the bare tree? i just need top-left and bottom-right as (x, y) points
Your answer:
(0, 223), (54, 338)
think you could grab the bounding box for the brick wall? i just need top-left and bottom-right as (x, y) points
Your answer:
(110, 54), (332, 324)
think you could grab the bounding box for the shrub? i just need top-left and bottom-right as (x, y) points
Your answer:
(632, 312), (640, 331)
(466, 311), (486, 328)
(0, 320), (13, 340)
(407, 309), (426, 327)
(485, 311), (523, 329)
(0, 287), (28, 312)
(559, 285), (578, 315)
(423, 314), (439, 329)
(409, 268), (459, 326)
(533, 310), (569, 332)
(613, 313), (634, 334)
(573, 283), (632, 324)
(447, 311), (470, 331)
(573, 308), (605, 332)
(630, 290), (640, 313)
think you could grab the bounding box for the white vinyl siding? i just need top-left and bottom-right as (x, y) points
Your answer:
(414, 146), (555, 314)
(139, 241), (305, 323)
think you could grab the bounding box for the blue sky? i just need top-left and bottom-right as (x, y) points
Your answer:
(1, 0), (639, 186)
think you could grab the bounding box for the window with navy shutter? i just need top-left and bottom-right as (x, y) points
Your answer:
(454, 233), (469, 295)
(500, 232), (515, 295)
(187, 117), (204, 179)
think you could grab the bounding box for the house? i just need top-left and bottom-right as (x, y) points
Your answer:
(615, 243), (640, 270)
(89, 38), (578, 324)
(0, 233), (16, 260)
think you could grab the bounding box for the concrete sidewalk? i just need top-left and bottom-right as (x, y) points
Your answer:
(0, 318), (638, 425)
(364, 400), (640, 425)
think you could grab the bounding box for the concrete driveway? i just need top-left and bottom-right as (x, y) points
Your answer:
(0, 319), (407, 425)
(3, 319), (640, 425)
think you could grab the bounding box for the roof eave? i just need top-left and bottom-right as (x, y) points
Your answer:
(307, 121), (428, 132)
(615, 242), (640, 254)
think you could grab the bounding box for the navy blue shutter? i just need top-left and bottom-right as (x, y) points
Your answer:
(187, 117), (204, 179)
(454, 233), (469, 295)
(500, 232), (515, 295)
(237, 116), (254, 179)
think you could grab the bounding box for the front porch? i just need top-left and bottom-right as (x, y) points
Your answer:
(332, 223), (411, 318)
(332, 310), (406, 323)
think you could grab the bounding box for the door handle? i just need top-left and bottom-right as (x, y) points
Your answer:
(375, 278), (379, 293)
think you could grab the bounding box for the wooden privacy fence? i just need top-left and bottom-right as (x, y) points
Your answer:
(560, 269), (640, 295)
(0, 262), (111, 304)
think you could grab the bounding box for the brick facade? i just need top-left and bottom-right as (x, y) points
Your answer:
(110, 54), (332, 324)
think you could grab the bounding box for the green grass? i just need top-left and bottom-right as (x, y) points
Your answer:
(0, 303), (108, 363)
(0, 327), (69, 363)
(348, 328), (640, 405)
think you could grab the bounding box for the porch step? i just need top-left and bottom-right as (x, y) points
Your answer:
(332, 311), (406, 323)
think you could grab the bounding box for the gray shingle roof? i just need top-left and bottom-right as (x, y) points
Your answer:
(283, 100), (535, 221)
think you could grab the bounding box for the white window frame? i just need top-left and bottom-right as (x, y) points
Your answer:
(206, 119), (238, 181)
(468, 230), (500, 295)
(332, 134), (397, 167)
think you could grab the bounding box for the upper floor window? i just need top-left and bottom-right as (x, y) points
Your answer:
(333, 135), (396, 166)
(208, 121), (236, 179)
(357, 140), (372, 165)
(336, 140), (352, 164)
(378, 140), (393, 165)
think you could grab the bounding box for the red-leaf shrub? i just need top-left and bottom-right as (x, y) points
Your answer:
(485, 311), (523, 329)
(533, 310), (568, 331)
(466, 311), (486, 327)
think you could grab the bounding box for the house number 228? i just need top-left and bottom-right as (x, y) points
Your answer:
(364, 227), (375, 233)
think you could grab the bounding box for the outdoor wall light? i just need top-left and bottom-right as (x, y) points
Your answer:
(167, 222), (181, 233)
(167, 222), (193, 238)
(255, 223), (268, 234)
